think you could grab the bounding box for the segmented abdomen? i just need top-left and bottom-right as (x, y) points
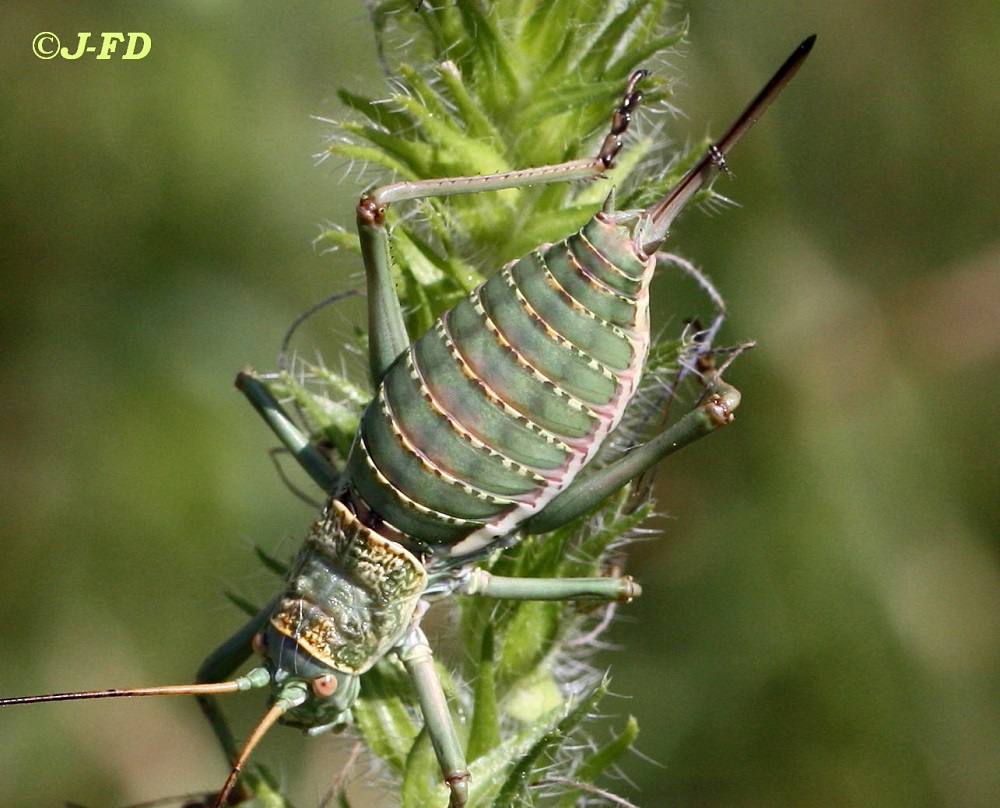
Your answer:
(343, 210), (654, 559)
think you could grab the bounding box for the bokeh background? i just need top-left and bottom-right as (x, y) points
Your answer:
(1, 2), (997, 807)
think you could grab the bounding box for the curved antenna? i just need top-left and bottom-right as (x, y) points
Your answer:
(211, 680), (310, 808)
(277, 288), (362, 372)
(0, 667), (271, 707)
(642, 34), (816, 253)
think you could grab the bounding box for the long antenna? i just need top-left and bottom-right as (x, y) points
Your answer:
(0, 667), (292, 807)
(641, 34), (816, 253)
(211, 680), (310, 808)
(0, 667), (271, 707)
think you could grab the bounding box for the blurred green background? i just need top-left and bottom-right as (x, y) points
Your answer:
(1, 2), (996, 807)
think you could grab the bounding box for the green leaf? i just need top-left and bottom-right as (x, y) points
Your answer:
(466, 626), (501, 762)
(354, 658), (421, 773)
(573, 715), (640, 787)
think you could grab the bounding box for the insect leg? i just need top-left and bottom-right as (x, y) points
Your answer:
(355, 149), (608, 387)
(356, 70), (649, 386)
(397, 621), (470, 808)
(361, 67), (645, 211)
(236, 370), (339, 492)
(457, 568), (639, 603)
(354, 199), (412, 387)
(521, 383), (742, 535)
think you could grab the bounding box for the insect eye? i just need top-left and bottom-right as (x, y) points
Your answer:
(252, 631), (268, 657)
(311, 674), (338, 698)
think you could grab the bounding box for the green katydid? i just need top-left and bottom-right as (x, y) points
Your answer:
(0, 35), (814, 808)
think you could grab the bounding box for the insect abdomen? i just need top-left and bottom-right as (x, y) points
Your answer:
(343, 212), (653, 556)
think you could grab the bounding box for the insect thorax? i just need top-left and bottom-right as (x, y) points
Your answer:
(268, 499), (428, 677)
